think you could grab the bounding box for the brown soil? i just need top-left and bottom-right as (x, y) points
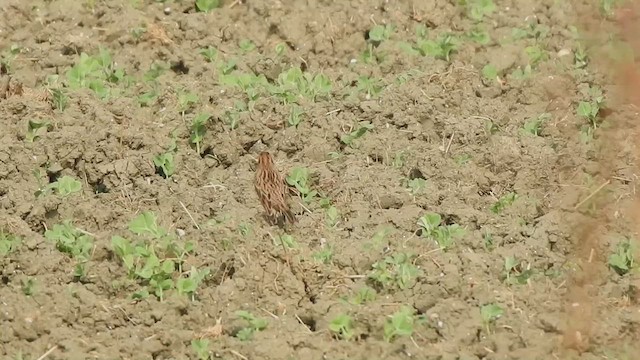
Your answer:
(1, 0), (639, 359)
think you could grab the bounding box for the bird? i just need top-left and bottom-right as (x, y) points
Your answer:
(254, 151), (296, 226)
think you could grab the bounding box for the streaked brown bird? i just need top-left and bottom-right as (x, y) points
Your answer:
(254, 151), (296, 226)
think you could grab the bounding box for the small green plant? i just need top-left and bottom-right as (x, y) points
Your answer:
(288, 104), (304, 127)
(383, 306), (418, 342)
(176, 266), (211, 300)
(199, 46), (218, 62)
(414, 33), (459, 61)
(525, 45), (548, 67)
(417, 213), (465, 250)
(503, 256), (533, 285)
(348, 286), (377, 305)
(480, 303), (504, 334)
(26, 120), (51, 142)
(153, 133), (178, 178)
(512, 23), (549, 41)
(286, 167), (317, 203)
(577, 86), (605, 130)
(21, 277), (35, 296)
(238, 39), (256, 53)
(319, 197), (339, 227)
(355, 76), (383, 99)
(50, 175), (82, 196)
(45, 221), (93, 279)
(362, 24), (394, 63)
(0, 230), (22, 256)
(312, 244), (334, 264)
(608, 237), (637, 275)
(461, 0), (496, 21)
(482, 63), (498, 82)
(177, 89), (199, 115)
(467, 26), (491, 44)
(66, 48), (129, 99)
(190, 113), (210, 155)
(111, 211), (200, 301)
(195, 0), (220, 13)
(0, 44), (21, 71)
(329, 314), (355, 340)
(235, 310), (268, 341)
(340, 121), (374, 148)
(491, 192), (517, 214)
(522, 113), (551, 136)
(574, 44), (588, 69)
(276, 234), (298, 249)
(191, 339), (211, 360)
(369, 252), (421, 290)
(404, 177), (427, 196)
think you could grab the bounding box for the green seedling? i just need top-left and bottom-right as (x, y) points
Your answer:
(131, 26), (146, 42)
(66, 48), (129, 99)
(312, 244), (334, 264)
(511, 23), (550, 41)
(340, 121), (374, 148)
(50, 175), (82, 197)
(503, 256), (533, 285)
(235, 310), (268, 341)
(491, 192), (517, 214)
(369, 252), (421, 291)
(276, 234), (298, 250)
(177, 89), (199, 115)
(467, 26), (491, 45)
(577, 85), (605, 130)
(480, 303), (504, 334)
(522, 113), (551, 136)
(199, 46), (218, 62)
(483, 231), (495, 250)
(356, 76), (383, 99)
(144, 62), (166, 83)
(574, 44), (588, 69)
(348, 286), (377, 305)
(0, 44), (21, 71)
(238, 39), (255, 52)
(460, 0), (496, 21)
(0, 230), (21, 256)
(600, 0), (624, 18)
(608, 237), (637, 275)
(417, 213), (465, 250)
(482, 64), (498, 82)
(405, 177), (427, 196)
(271, 67), (332, 104)
(362, 23), (394, 63)
(111, 211), (199, 301)
(195, 0), (220, 12)
(319, 197), (339, 227)
(190, 113), (210, 155)
(26, 120), (51, 142)
(510, 64), (532, 80)
(288, 104), (304, 127)
(153, 133), (178, 178)
(525, 45), (548, 67)
(415, 33), (459, 61)
(176, 266), (211, 300)
(21, 277), (35, 296)
(392, 151), (407, 168)
(223, 100), (247, 130)
(286, 167), (317, 203)
(383, 306), (419, 342)
(45, 221), (93, 279)
(274, 43), (287, 56)
(191, 339), (211, 360)
(455, 154), (471, 165)
(329, 314), (355, 340)
(364, 226), (394, 252)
